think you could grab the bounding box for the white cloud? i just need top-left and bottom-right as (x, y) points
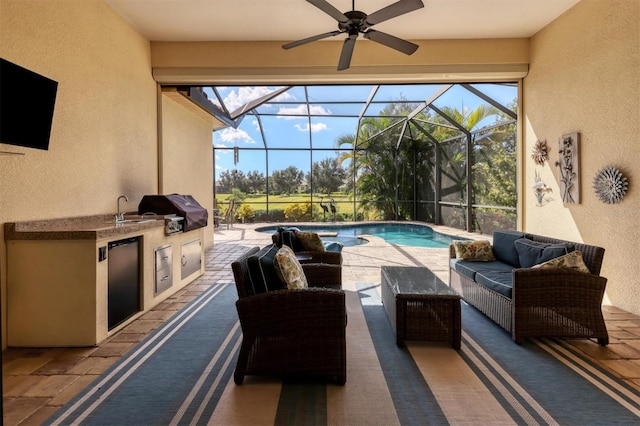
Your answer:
(309, 105), (332, 115)
(216, 127), (255, 145)
(294, 122), (328, 132)
(215, 145), (231, 155)
(223, 87), (294, 112)
(276, 104), (332, 119)
(272, 91), (295, 102)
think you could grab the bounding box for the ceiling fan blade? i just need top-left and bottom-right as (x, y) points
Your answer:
(365, 0), (424, 26)
(337, 34), (358, 71)
(282, 30), (343, 49)
(363, 29), (419, 55)
(307, 0), (349, 23)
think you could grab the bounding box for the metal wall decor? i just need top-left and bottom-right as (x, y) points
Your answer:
(555, 132), (580, 204)
(593, 166), (628, 204)
(531, 139), (549, 166)
(533, 170), (552, 206)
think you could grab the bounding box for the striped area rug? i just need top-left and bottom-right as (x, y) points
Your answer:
(46, 282), (640, 425)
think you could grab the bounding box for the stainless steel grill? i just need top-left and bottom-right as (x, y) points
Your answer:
(138, 194), (208, 234)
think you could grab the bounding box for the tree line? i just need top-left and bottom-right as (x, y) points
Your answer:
(217, 157), (347, 196)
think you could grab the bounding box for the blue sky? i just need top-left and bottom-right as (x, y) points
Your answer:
(210, 83), (517, 180)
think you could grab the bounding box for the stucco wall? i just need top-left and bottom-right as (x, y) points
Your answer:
(0, 0), (158, 218)
(0, 0), (215, 348)
(160, 96), (215, 248)
(523, 0), (639, 313)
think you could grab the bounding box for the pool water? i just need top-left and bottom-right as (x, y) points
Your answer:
(257, 223), (464, 248)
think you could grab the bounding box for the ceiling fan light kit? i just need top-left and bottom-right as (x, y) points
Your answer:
(283, 0), (424, 71)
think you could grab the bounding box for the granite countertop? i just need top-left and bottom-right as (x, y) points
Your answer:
(4, 214), (164, 241)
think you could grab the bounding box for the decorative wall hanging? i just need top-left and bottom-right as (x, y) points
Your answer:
(555, 132), (580, 204)
(531, 139), (549, 166)
(593, 166), (628, 204)
(533, 170), (553, 206)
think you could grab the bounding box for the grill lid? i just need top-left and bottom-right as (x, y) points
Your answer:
(138, 194), (208, 232)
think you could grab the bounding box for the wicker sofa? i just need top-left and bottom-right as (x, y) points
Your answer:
(449, 230), (609, 345)
(231, 245), (347, 385)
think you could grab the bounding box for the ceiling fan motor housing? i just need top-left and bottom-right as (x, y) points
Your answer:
(339, 10), (368, 32)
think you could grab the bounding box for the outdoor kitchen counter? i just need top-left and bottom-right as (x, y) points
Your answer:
(5, 214), (204, 347)
(4, 214), (164, 241)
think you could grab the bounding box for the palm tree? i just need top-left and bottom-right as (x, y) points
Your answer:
(336, 102), (415, 220)
(336, 101), (506, 223)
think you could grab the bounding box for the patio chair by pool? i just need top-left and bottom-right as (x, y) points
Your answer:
(214, 199), (235, 229)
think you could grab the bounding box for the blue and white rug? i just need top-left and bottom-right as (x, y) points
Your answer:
(46, 282), (640, 425)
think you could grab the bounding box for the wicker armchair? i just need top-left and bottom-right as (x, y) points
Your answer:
(272, 228), (342, 265)
(231, 246), (347, 385)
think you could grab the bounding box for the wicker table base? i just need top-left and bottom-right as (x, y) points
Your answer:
(381, 266), (461, 349)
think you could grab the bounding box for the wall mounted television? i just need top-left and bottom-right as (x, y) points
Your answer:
(0, 58), (58, 151)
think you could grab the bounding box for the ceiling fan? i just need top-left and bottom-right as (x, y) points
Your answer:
(283, 0), (425, 71)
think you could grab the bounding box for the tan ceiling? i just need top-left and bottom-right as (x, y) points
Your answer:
(105, 0), (581, 43)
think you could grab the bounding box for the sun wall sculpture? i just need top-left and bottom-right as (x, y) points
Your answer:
(593, 166), (628, 204)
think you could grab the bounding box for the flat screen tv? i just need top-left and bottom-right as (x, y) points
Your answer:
(0, 58), (58, 151)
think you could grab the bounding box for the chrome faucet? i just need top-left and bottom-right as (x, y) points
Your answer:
(116, 195), (128, 222)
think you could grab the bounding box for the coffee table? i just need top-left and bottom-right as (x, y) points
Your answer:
(381, 266), (461, 349)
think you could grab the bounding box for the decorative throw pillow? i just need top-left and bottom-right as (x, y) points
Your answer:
(279, 228), (305, 251)
(295, 231), (326, 252)
(514, 239), (574, 268)
(246, 244), (285, 295)
(452, 240), (496, 261)
(532, 250), (591, 273)
(274, 245), (309, 289)
(324, 241), (344, 253)
(492, 230), (526, 267)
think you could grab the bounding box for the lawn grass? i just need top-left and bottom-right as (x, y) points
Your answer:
(216, 193), (352, 214)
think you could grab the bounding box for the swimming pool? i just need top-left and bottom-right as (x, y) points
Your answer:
(256, 223), (465, 248)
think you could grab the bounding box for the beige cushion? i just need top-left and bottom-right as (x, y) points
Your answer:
(274, 245), (309, 289)
(452, 240), (496, 261)
(532, 250), (591, 273)
(295, 231), (325, 252)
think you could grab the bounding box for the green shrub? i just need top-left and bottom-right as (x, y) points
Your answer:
(235, 204), (255, 222)
(284, 202), (314, 221)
